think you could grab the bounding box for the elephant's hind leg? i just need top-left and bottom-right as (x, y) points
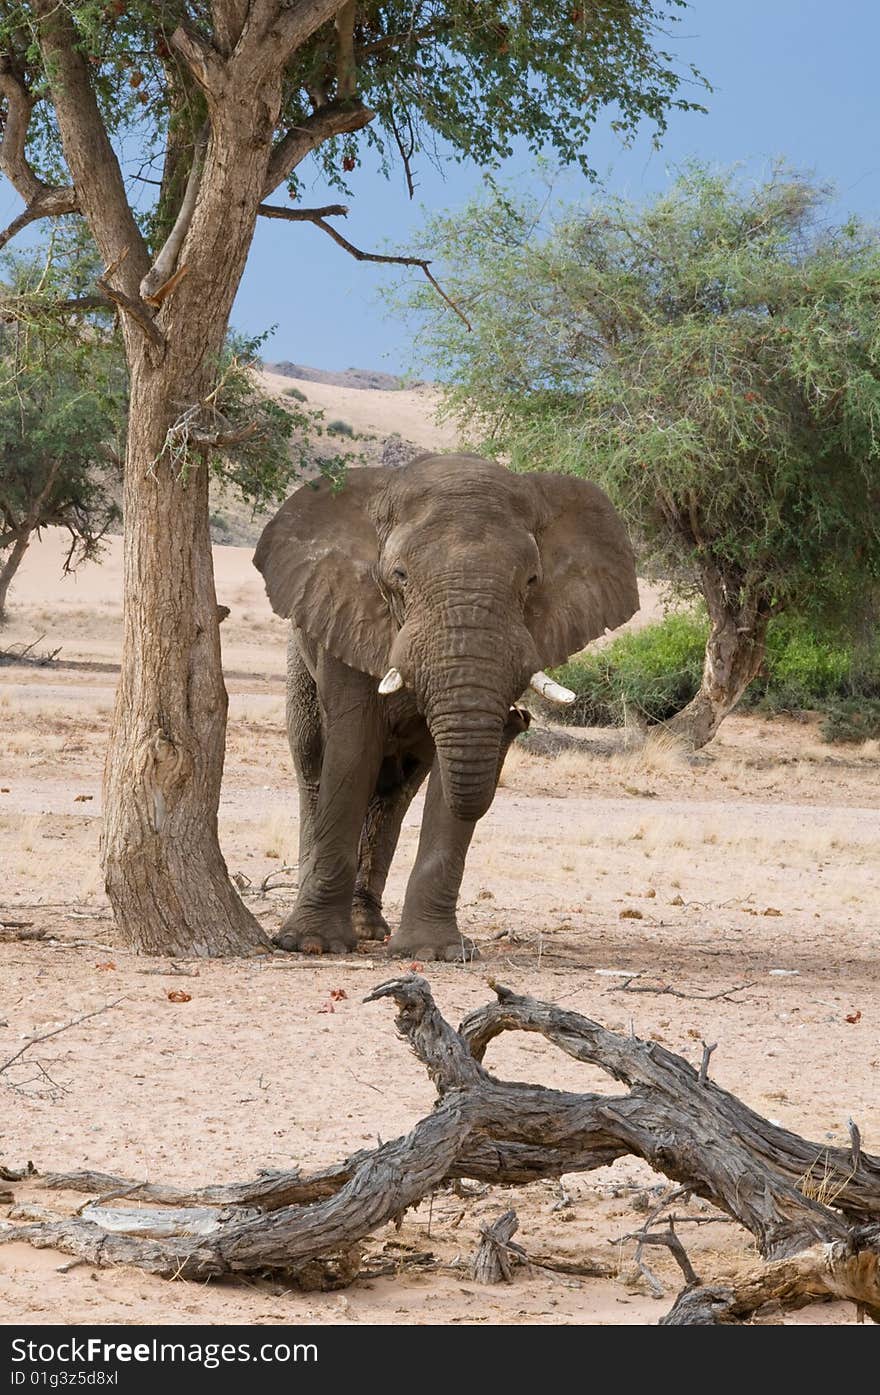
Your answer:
(353, 755), (432, 942)
(285, 632), (323, 874)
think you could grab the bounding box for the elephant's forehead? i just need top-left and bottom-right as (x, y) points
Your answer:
(387, 453), (531, 519)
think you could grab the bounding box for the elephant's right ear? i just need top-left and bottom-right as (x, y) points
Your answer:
(254, 470), (395, 677)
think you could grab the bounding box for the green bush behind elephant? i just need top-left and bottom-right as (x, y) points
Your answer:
(254, 453), (638, 960)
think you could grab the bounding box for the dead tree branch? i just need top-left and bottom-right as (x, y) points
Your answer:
(140, 125), (208, 304)
(4, 978), (879, 1321)
(257, 202), (471, 328)
(611, 976), (759, 1003)
(0, 997), (127, 1077)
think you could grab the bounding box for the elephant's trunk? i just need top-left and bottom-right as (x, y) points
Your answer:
(418, 620), (523, 820)
(429, 701), (508, 822)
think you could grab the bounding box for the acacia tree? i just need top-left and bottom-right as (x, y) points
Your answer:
(407, 165), (880, 746)
(0, 3), (703, 955)
(0, 239), (125, 620)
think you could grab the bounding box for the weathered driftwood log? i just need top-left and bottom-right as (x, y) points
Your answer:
(3, 975), (879, 1323)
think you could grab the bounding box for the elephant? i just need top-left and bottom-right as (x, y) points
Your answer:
(253, 453), (638, 960)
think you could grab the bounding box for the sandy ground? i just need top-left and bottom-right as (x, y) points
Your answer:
(0, 532), (878, 1327)
(257, 369), (461, 452)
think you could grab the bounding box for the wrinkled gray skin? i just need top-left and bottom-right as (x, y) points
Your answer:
(254, 454), (638, 959)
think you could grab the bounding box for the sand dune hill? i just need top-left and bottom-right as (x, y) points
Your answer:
(256, 367), (460, 453)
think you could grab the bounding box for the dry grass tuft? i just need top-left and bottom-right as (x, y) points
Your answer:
(261, 808), (297, 861)
(608, 729), (687, 777)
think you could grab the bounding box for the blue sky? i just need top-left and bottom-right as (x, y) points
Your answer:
(235, 0), (879, 374)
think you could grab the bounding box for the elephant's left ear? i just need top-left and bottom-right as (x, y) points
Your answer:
(523, 474), (639, 666)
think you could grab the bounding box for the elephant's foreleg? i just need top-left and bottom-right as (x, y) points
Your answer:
(389, 708), (529, 962)
(353, 757), (432, 942)
(276, 658), (384, 955)
(390, 761), (478, 962)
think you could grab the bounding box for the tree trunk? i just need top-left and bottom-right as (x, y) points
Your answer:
(101, 98), (281, 957)
(101, 357), (268, 956)
(668, 566), (770, 749)
(0, 529), (30, 623)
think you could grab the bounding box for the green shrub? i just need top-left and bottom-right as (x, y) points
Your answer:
(284, 385), (307, 402)
(743, 617), (855, 712)
(327, 418), (355, 438)
(820, 699), (880, 743)
(552, 611), (707, 725)
(550, 608), (880, 740)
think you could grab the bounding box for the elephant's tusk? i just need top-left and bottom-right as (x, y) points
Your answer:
(529, 670), (576, 705)
(378, 668), (404, 695)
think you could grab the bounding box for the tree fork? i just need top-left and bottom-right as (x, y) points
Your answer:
(5, 978), (879, 1322)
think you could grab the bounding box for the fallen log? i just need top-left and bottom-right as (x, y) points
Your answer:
(3, 975), (879, 1322)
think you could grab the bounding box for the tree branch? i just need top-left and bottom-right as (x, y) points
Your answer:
(257, 202), (471, 328)
(272, 0), (352, 63)
(0, 190), (80, 254)
(334, 0), (358, 99)
(95, 277), (164, 350)
(169, 21), (227, 97)
(140, 125), (208, 303)
(263, 100), (374, 198)
(0, 58), (79, 249)
(0, 58), (41, 203)
(0, 292), (110, 323)
(31, 2), (149, 292)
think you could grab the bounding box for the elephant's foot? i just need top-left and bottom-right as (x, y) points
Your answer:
(388, 923), (479, 963)
(351, 893), (391, 944)
(272, 908), (357, 956)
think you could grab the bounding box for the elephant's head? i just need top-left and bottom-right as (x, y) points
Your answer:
(254, 455), (638, 821)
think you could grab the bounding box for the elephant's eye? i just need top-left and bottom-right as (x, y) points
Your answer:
(392, 566), (408, 583)
(527, 573), (539, 587)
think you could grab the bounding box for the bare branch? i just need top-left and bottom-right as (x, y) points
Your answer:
(0, 59), (41, 203)
(257, 202), (472, 329)
(263, 101), (374, 198)
(388, 107), (417, 199)
(258, 202), (349, 221)
(141, 124), (208, 302)
(698, 1040), (717, 1086)
(0, 60), (79, 248)
(612, 977), (759, 1003)
(191, 422), (260, 449)
(0, 293), (109, 323)
(0, 998), (127, 1077)
(95, 277), (164, 349)
(635, 1226), (702, 1288)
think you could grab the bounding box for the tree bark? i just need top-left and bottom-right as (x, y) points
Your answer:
(6, 977), (880, 1322)
(668, 565), (770, 749)
(0, 529), (30, 623)
(100, 93), (285, 957)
